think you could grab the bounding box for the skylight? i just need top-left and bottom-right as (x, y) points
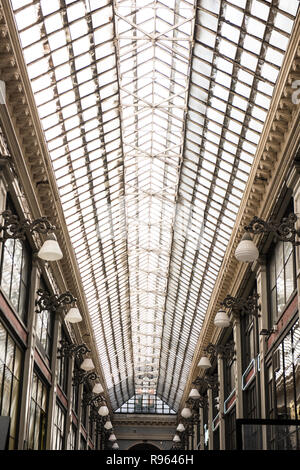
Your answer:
(10, 0), (299, 411)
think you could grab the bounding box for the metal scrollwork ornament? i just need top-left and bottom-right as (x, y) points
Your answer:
(244, 213), (300, 246)
(58, 339), (90, 360)
(187, 394), (208, 410)
(221, 293), (260, 318)
(0, 210), (55, 242)
(35, 288), (76, 314)
(73, 369), (98, 386)
(205, 341), (235, 362)
(193, 374), (219, 392)
(82, 392), (104, 409)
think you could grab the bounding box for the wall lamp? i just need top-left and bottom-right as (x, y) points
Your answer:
(260, 326), (277, 339)
(93, 383), (104, 394)
(35, 288), (82, 323)
(0, 210), (63, 261)
(98, 404), (110, 417)
(214, 293), (260, 328)
(188, 388), (201, 399)
(181, 407), (192, 419)
(235, 213), (300, 263)
(104, 420), (113, 430)
(80, 358), (95, 371)
(176, 423), (185, 432)
(198, 341), (235, 370)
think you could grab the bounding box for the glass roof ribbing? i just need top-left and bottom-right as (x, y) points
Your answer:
(115, 393), (176, 414)
(11, 0), (299, 411)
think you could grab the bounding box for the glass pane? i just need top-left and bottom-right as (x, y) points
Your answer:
(10, 377), (19, 439)
(0, 322), (7, 363)
(269, 254), (276, 289)
(1, 244), (13, 296)
(275, 242), (283, 276)
(31, 372), (38, 401)
(6, 337), (15, 372)
(284, 238), (293, 261)
(18, 281), (28, 321)
(2, 368), (12, 415)
(285, 254), (294, 301)
(276, 270), (285, 314)
(34, 406), (41, 449)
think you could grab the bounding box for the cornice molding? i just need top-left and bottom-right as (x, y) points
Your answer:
(113, 414), (177, 427)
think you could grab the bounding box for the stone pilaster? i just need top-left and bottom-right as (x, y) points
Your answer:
(232, 316), (243, 418)
(46, 313), (61, 449)
(207, 388), (214, 450)
(217, 354), (226, 450)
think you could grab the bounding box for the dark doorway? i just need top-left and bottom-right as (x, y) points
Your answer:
(129, 443), (160, 451)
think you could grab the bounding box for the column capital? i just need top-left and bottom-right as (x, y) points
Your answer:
(251, 255), (267, 275)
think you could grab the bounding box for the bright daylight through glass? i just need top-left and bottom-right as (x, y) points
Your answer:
(10, 0), (299, 411)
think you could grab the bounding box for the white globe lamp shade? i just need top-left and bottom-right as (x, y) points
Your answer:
(181, 407), (192, 419)
(112, 443), (119, 450)
(189, 388), (201, 399)
(109, 433), (117, 442)
(176, 423), (185, 432)
(38, 234), (63, 261)
(65, 307), (82, 323)
(98, 405), (109, 416)
(104, 420), (113, 430)
(198, 356), (212, 369)
(235, 233), (259, 263)
(92, 383), (104, 394)
(80, 358), (94, 371)
(214, 309), (230, 328)
(173, 435), (181, 442)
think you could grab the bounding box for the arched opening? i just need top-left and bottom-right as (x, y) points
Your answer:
(128, 443), (160, 451)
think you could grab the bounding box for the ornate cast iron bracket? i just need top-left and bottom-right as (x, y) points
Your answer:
(186, 394), (207, 410)
(205, 341), (235, 362)
(82, 392), (104, 409)
(220, 293), (261, 319)
(193, 373), (219, 392)
(72, 369), (98, 386)
(90, 408), (107, 432)
(58, 339), (90, 360)
(172, 442), (183, 450)
(0, 210), (55, 242)
(35, 288), (76, 314)
(244, 213), (300, 246)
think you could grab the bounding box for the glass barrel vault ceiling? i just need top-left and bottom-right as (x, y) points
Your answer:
(10, 0), (299, 411)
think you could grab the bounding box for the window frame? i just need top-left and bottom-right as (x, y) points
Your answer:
(0, 317), (24, 449)
(34, 278), (54, 360)
(267, 240), (297, 328)
(27, 369), (48, 450)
